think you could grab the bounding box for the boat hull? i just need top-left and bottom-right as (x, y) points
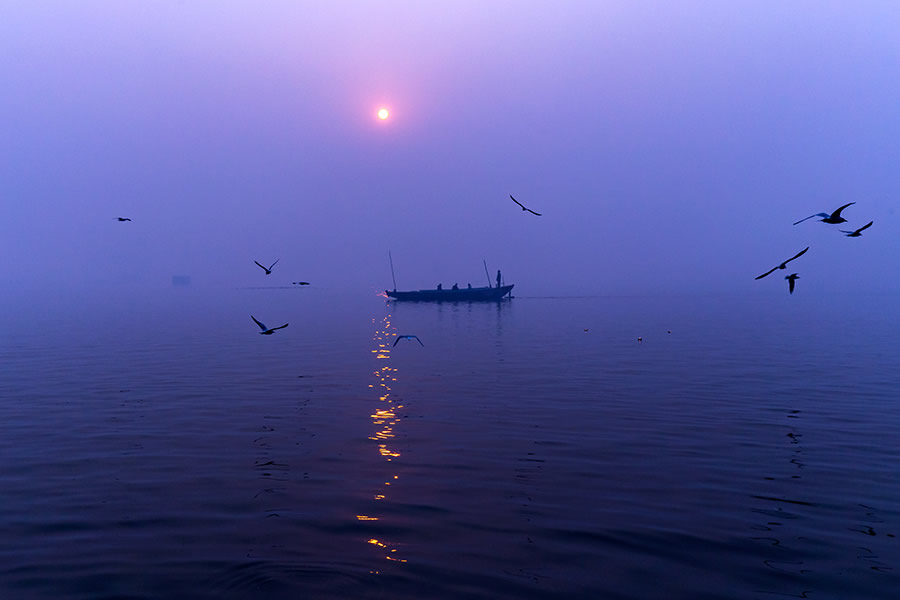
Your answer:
(385, 284), (514, 302)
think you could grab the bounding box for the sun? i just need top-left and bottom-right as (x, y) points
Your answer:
(377, 108), (389, 120)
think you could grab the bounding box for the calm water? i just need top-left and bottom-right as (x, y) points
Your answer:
(1, 288), (898, 599)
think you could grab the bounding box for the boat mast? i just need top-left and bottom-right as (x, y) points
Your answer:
(389, 251), (398, 291)
(483, 259), (492, 287)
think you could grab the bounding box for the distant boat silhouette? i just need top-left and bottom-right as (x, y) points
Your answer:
(386, 284), (513, 302)
(292, 281), (310, 285)
(254, 259), (280, 275)
(393, 335), (424, 347)
(755, 246), (809, 280)
(251, 315), (288, 335)
(793, 202), (855, 225)
(840, 220), (874, 237)
(510, 195), (542, 216)
(785, 273), (799, 295)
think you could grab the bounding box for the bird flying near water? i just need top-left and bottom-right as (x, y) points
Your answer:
(393, 335), (424, 347)
(840, 220), (874, 237)
(116, 217), (132, 222)
(510, 195), (542, 216)
(785, 273), (799, 295)
(251, 315), (289, 335)
(755, 246), (809, 280)
(793, 202), (855, 225)
(254, 259), (280, 275)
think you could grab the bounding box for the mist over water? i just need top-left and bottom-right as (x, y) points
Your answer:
(2, 1), (900, 598)
(1, 289), (898, 599)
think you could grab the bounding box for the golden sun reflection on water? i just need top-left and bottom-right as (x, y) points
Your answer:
(360, 313), (409, 567)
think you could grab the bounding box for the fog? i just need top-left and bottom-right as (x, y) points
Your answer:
(2, 1), (898, 300)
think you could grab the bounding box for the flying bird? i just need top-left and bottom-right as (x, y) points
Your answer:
(755, 246), (809, 280)
(840, 220), (874, 237)
(785, 273), (799, 295)
(510, 195), (542, 216)
(793, 202), (855, 225)
(254, 259), (280, 275)
(393, 335), (424, 347)
(115, 217), (132, 222)
(251, 315), (289, 335)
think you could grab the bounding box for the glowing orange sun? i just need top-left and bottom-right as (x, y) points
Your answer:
(377, 108), (389, 120)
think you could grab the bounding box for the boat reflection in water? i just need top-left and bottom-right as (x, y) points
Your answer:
(359, 312), (408, 569)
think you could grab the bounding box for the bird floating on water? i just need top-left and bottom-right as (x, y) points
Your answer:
(793, 202), (855, 225)
(510, 195), (542, 216)
(251, 315), (289, 335)
(115, 217), (132, 222)
(755, 246), (809, 280)
(785, 273), (799, 295)
(840, 220), (874, 237)
(393, 335), (424, 347)
(254, 259), (280, 275)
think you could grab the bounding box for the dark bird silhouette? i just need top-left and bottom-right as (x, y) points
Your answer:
(292, 281), (310, 285)
(793, 202), (855, 225)
(115, 217), (132, 222)
(251, 315), (289, 335)
(254, 259), (280, 275)
(785, 273), (799, 295)
(393, 335), (424, 347)
(510, 195), (542, 216)
(755, 246), (809, 279)
(840, 220), (874, 237)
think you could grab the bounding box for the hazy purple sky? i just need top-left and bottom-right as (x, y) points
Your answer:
(2, 1), (898, 297)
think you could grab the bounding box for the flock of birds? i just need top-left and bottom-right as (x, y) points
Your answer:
(115, 195), (542, 342)
(117, 195), (871, 343)
(117, 215), (310, 336)
(754, 202), (873, 294)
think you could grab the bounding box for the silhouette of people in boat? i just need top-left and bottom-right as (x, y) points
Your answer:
(467, 283), (472, 288)
(452, 283), (459, 290)
(496, 270), (501, 288)
(437, 283), (442, 290)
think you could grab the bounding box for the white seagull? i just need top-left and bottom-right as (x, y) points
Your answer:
(254, 259), (280, 275)
(393, 335), (424, 347)
(840, 220), (874, 237)
(755, 247), (809, 280)
(793, 202), (855, 225)
(251, 315), (289, 335)
(510, 195), (542, 216)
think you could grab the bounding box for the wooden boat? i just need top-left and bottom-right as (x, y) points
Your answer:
(385, 284), (514, 302)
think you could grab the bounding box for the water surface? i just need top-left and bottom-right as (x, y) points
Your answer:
(1, 288), (898, 598)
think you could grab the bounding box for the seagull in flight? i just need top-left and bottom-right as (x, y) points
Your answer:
(840, 220), (874, 237)
(755, 246), (809, 280)
(115, 217), (132, 222)
(785, 273), (799, 295)
(510, 195), (542, 216)
(251, 315), (289, 335)
(793, 202), (855, 225)
(393, 335), (424, 347)
(254, 259), (280, 275)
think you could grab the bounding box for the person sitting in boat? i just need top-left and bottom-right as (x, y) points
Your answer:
(467, 283), (472, 288)
(452, 283), (459, 290)
(437, 283), (442, 290)
(496, 270), (501, 288)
